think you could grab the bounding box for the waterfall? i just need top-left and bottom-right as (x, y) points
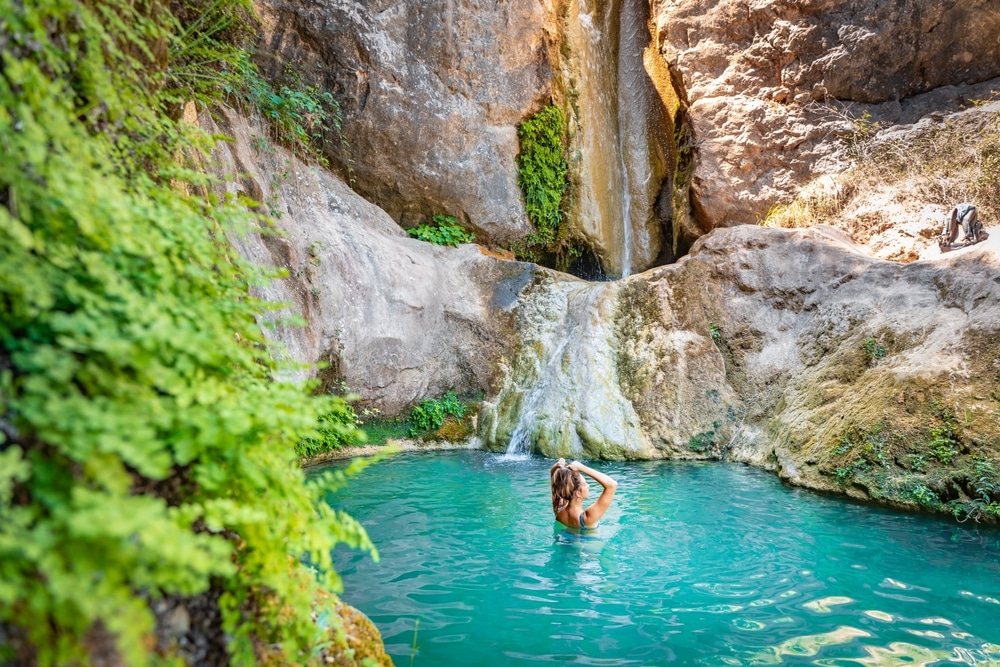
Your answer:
(481, 278), (652, 459)
(501, 339), (568, 459)
(565, 0), (673, 278)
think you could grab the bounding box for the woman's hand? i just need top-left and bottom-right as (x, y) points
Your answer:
(568, 460), (583, 472)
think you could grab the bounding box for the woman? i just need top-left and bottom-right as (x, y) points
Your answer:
(550, 458), (617, 530)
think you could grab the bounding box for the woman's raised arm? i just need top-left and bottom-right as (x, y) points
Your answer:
(569, 460), (617, 526)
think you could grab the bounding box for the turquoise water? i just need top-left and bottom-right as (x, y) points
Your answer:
(319, 452), (1000, 665)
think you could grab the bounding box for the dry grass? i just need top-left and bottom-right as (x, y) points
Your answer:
(762, 105), (1000, 257)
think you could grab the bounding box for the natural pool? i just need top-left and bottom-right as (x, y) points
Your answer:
(318, 451), (1000, 666)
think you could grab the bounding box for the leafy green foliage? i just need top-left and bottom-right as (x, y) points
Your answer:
(949, 457), (1000, 522)
(406, 214), (475, 247)
(516, 105), (569, 253)
(223, 53), (340, 164)
(408, 391), (467, 436)
(830, 423), (893, 486)
(0, 0), (372, 663)
(688, 431), (715, 452)
(926, 403), (960, 465)
(297, 403), (365, 458)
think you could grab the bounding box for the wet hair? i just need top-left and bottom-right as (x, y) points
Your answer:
(551, 464), (583, 514)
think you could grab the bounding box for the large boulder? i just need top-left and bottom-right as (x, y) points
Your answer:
(484, 223), (1000, 515)
(652, 0), (1000, 230)
(204, 107), (535, 413)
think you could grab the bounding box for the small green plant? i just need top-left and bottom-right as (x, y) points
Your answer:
(308, 239), (324, 265)
(951, 459), (1000, 522)
(830, 423), (893, 485)
(910, 484), (942, 509)
(409, 391), (468, 436)
(688, 431), (715, 452)
(863, 337), (887, 363)
(708, 321), (722, 340)
(296, 403), (365, 457)
(224, 53), (341, 164)
(926, 403), (961, 464)
(906, 453), (928, 473)
(406, 214), (475, 247)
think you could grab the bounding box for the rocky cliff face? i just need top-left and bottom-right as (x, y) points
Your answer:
(204, 107), (535, 414)
(653, 0), (1000, 231)
(252, 0), (553, 244)
(252, 0), (682, 275)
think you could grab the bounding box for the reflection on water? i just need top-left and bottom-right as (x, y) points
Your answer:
(321, 452), (1000, 666)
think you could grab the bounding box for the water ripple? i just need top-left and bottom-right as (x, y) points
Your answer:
(323, 452), (1000, 666)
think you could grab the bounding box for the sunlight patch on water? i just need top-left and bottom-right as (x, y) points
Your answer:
(804, 596), (854, 613)
(733, 618), (767, 631)
(863, 610), (894, 622)
(819, 641), (951, 666)
(919, 617), (954, 626)
(960, 590), (1000, 605)
(905, 628), (946, 639)
(752, 626), (871, 663)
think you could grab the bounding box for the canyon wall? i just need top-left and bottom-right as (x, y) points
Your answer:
(652, 0), (1000, 231)
(252, 0), (554, 244)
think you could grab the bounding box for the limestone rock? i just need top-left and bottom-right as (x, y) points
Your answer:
(486, 222), (1000, 520)
(253, 0), (553, 244)
(205, 107), (534, 414)
(653, 0), (1000, 230)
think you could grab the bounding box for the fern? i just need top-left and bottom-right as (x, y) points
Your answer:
(0, 0), (372, 663)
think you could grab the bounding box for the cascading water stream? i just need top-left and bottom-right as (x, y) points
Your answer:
(501, 340), (568, 460)
(482, 279), (651, 459)
(569, 0), (671, 278)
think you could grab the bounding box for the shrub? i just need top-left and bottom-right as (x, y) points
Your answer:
(409, 391), (467, 436)
(863, 337), (887, 363)
(297, 403), (365, 457)
(0, 0), (372, 663)
(223, 53), (340, 164)
(406, 214), (475, 247)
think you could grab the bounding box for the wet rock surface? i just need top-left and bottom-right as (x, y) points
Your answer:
(486, 222), (1000, 517)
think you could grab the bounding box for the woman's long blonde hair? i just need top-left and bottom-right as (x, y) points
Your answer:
(551, 464), (582, 513)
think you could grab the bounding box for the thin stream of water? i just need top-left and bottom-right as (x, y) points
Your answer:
(321, 452), (1000, 666)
